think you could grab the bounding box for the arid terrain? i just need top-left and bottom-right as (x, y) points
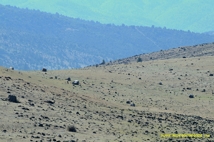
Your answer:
(1, 44), (214, 141)
(112, 42), (214, 65)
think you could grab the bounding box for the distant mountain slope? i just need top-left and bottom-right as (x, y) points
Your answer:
(0, 0), (213, 33)
(111, 42), (214, 65)
(0, 5), (214, 70)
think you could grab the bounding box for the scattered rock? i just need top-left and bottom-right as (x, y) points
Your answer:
(22, 107), (29, 111)
(44, 100), (55, 105)
(116, 115), (124, 120)
(130, 103), (135, 107)
(38, 123), (44, 127)
(72, 80), (79, 85)
(10, 67), (14, 70)
(5, 76), (12, 80)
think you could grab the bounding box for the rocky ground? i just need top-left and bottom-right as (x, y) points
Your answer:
(1, 55), (214, 141)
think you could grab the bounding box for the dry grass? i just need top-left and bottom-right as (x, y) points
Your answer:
(1, 55), (214, 141)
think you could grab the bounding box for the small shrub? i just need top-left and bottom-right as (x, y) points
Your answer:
(100, 59), (105, 65)
(137, 57), (142, 62)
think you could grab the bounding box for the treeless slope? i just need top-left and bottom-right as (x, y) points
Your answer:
(112, 42), (214, 65)
(1, 55), (214, 141)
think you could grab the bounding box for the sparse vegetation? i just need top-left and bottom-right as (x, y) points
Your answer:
(1, 44), (214, 141)
(100, 59), (105, 65)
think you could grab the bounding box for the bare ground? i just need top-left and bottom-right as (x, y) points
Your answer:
(1, 55), (214, 142)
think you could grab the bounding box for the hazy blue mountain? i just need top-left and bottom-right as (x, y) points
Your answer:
(0, 5), (214, 70)
(0, 0), (213, 33)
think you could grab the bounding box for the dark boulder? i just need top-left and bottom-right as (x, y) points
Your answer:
(44, 100), (55, 105)
(8, 95), (19, 103)
(67, 125), (77, 132)
(189, 94), (194, 98)
(66, 77), (71, 81)
(42, 68), (47, 72)
(159, 82), (163, 85)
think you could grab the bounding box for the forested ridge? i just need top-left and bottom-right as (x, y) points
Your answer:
(1, 0), (214, 33)
(0, 4), (214, 70)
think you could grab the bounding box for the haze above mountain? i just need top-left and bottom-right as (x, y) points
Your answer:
(0, 0), (213, 33)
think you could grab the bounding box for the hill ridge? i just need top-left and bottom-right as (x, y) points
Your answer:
(111, 42), (214, 65)
(0, 4), (214, 70)
(0, 0), (214, 33)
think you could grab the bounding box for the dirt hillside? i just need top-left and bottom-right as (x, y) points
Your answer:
(1, 54), (214, 141)
(112, 42), (214, 65)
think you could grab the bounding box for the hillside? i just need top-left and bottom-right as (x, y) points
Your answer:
(111, 42), (214, 65)
(1, 5), (214, 70)
(0, 0), (213, 33)
(1, 52), (214, 141)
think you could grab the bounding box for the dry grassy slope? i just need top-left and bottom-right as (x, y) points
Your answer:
(112, 42), (214, 64)
(1, 55), (214, 141)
